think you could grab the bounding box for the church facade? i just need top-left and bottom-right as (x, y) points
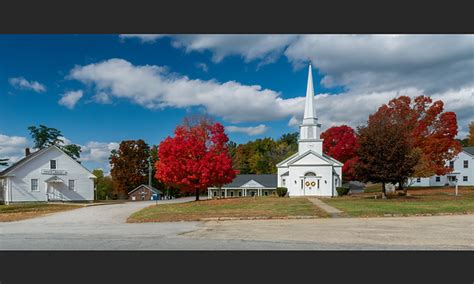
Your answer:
(277, 65), (343, 197)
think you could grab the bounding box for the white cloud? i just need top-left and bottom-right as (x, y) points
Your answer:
(154, 35), (473, 95)
(170, 35), (297, 63)
(68, 58), (473, 138)
(92, 92), (113, 104)
(288, 116), (300, 127)
(226, 124), (269, 136)
(119, 34), (166, 43)
(9, 77), (46, 93)
(80, 141), (119, 164)
(58, 90), (83, 109)
(68, 58), (304, 123)
(0, 134), (29, 167)
(284, 35), (474, 94)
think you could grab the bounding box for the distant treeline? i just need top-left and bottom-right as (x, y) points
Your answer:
(228, 132), (299, 174)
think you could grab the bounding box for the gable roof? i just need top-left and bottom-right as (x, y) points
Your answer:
(128, 184), (163, 195)
(463, 147), (474, 157)
(286, 150), (339, 166)
(220, 174), (277, 188)
(0, 145), (96, 178)
(276, 152), (298, 167)
(0, 147), (50, 176)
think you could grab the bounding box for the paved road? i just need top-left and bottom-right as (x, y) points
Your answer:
(1, 199), (472, 250)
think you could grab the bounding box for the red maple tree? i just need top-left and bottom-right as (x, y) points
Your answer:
(155, 119), (236, 201)
(320, 125), (359, 181)
(379, 95), (461, 178)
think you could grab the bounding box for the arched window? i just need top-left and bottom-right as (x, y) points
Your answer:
(304, 172), (316, 177)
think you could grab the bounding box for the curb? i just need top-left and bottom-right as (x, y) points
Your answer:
(199, 216), (320, 221)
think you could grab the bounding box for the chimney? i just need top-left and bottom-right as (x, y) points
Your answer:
(25, 148), (30, 157)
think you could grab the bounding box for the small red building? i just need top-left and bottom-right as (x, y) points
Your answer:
(128, 184), (162, 201)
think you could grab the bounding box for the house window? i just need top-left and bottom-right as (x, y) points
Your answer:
(221, 191), (225, 197)
(238, 191), (242, 197)
(301, 180), (303, 189)
(463, 176), (468, 182)
(31, 179), (38, 191)
(449, 161), (454, 169)
(435, 176), (441, 182)
(230, 191), (234, 197)
(50, 160), (57, 169)
(282, 178), (286, 186)
(264, 191), (268, 196)
(416, 178), (421, 183)
(463, 160), (468, 168)
(213, 191), (217, 197)
(68, 180), (75, 190)
(317, 179), (320, 189)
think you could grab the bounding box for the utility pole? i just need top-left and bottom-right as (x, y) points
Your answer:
(148, 156), (152, 188)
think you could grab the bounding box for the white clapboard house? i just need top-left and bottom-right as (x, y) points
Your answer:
(0, 145), (96, 204)
(411, 146), (474, 187)
(276, 64), (343, 197)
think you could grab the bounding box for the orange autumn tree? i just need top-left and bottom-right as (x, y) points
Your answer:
(468, 121), (474, 146)
(378, 95), (461, 190)
(155, 117), (237, 201)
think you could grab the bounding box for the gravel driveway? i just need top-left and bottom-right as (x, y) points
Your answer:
(1, 198), (472, 250)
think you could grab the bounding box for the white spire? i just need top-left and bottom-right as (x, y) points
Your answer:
(303, 64), (317, 123)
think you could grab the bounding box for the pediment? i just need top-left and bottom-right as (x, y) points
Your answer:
(287, 150), (333, 166)
(241, 179), (265, 188)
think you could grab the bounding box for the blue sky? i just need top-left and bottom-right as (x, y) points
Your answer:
(1, 35), (473, 171)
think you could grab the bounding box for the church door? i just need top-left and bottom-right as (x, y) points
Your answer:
(304, 172), (320, 195)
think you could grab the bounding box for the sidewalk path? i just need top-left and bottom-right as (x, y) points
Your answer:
(307, 197), (343, 217)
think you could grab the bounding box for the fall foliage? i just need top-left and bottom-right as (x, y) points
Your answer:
(376, 95), (461, 178)
(155, 118), (236, 201)
(468, 121), (474, 146)
(356, 108), (420, 197)
(320, 125), (359, 181)
(230, 133), (298, 174)
(109, 140), (151, 198)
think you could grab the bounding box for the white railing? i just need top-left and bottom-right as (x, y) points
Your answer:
(47, 191), (65, 201)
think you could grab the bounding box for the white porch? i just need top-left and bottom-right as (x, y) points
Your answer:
(207, 187), (276, 199)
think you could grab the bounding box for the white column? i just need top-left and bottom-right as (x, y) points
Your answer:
(225, 188), (227, 198)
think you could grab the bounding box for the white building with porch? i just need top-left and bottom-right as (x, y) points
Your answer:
(411, 146), (474, 187)
(208, 174), (277, 198)
(276, 64), (343, 197)
(0, 145), (96, 204)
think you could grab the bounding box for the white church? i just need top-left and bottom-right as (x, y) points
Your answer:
(277, 64), (343, 197)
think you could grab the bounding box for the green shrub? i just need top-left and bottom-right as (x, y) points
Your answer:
(276, 187), (288, 197)
(336, 187), (349, 196)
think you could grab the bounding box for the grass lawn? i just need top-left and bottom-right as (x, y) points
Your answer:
(325, 186), (474, 217)
(128, 197), (328, 222)
(0, 203), (82, 222)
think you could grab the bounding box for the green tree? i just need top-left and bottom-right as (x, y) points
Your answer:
(28, 125), (63, 148)
(279, 132), (299, 147)
(62, 144), (82, 162)
(92, 169), (115, 200)
(230, 132), (300, 175)
(28, 124), (82, 161)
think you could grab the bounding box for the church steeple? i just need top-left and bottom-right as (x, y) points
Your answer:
(303, 64), (317, 124)
(298, 64), (322, 154)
